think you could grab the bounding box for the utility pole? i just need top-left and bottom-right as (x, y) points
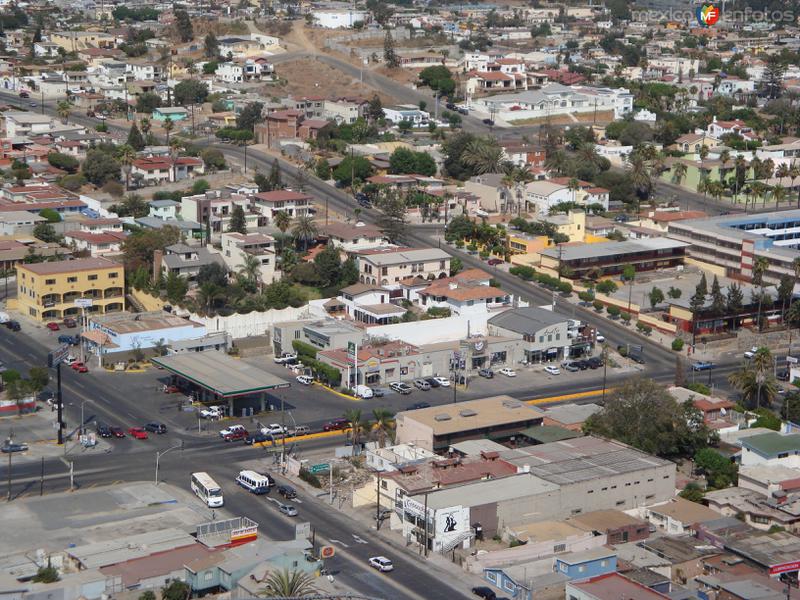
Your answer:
(56, 363), (63, 445)
(601, 343), (608, 404)
(281, 394), (286, 470)
(40, 457), (44, 496)
(6, 450), (11, 502)
(155, 441), (183, 484)
(375, 471), (382, 530)
(423, 491), (429, 558)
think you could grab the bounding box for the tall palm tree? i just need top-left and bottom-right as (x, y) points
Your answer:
(162, 116), (174, 145)
(629, 154), (652, 214)
(718, 149), (731, 183)
(698, 144), (709, 180)
(568, 177), (580, 204)
(461, 137), (504, 174)
(544, 149), (569, 176)
(671, 162), (688, 186)
(273, 210), (291, 234)
(371, 408), (395, 448)
(238, 253), (262, 291)
(773, 184), (787, 210)
(197, 282), (224, 313)
(728, 349), (777, 410)
(577, 142), (602, 170)
(56, 100), (73, 123)
(260, 569), (318, 598)
(752, 256), (769, 332)
(791, 162), (800, 208)
(139, 117), (151, 138)
(733, 156), (747, 202)
(786, 298), (800, 352)
(116, 144), (136, 190)
(344, 408), (363, 456)
(291, 215), (318, 251)
(776, 163), (790, 185)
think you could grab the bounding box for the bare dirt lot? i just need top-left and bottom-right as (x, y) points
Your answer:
(270, 58), (394, 102)
(509, 110), (616, 126)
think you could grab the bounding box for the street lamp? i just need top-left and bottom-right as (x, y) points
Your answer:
(155, 441), (184, 484)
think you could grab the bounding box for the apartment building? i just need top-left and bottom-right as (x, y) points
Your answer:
(356, 247), (451, 287)
(16, 257), (124, 322)
(220, 232), (277, 284)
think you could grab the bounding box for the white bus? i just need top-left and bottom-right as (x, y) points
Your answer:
(235, 470), (271, 495)
(191, 472), (224, 507)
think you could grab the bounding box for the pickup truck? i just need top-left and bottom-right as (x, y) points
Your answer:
(222, 428), (248, 442)
(273, 352), (298, 364)
(199, 406), (223, 419)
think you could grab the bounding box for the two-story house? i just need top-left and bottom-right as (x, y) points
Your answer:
(252, 190), (313, 222)
(317, 222), (387, 253)
(417, 270), (512, 317)
(161, 243), (225, 281)
(219, 232), (277, 284)
(356, 247), (450, 287)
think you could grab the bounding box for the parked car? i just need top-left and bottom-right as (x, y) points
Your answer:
(368, 556), (394, 572)
(96, 424), (112, 438)
(390, 382), (413, 395)
(472, 587), (496, 600)
(354, 384), (374, 398)
(200, 406), (223, 419)
(587, 357), (603, 369)
(290, 425), (310, 436)
(478, 368), (494, 378)
(63, 317), (77, 328)
(323, 418), (350, 431)
(1, 442), (28, 453)
(278, 485), (297, 499)
(274, 352), (298, 364)
(18, 91), (29, 98)
(595, 332), (605, 343)
(777, 369), (790, 382)
(544, 365), (560, 375)
(691, 361), (715, 371)
(128, 427), (148, 440)
(58, 335), (78, 345)
(744, 346), (759, 359)
(46, 322), (60, 331)
(71, 362), (88, 373)
(487, 258), (503, 266)
(144, 422), (167, 434)
(482, 118), (494, 126)
(575, 360), (590, 370)
(223, 429), (249, 442)
(563, 362), (580, 372)
(6, 320), (20, 332)
(279, 503), (298, 517)
(110, 426), (125, 438)
(425, 377), (441, 388)
(413, 379), (431, 391)
(497, 367), (516, 377)
(371, 387), (387, 397)
(432, 376), (450, 387)
(629, 354), (646, 365)
(406, 402), (431, 410)
(220, 424), (247, 438)
(296, 375), (313, 385)
(245, 432), (270, 445)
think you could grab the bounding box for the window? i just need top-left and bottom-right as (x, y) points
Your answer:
(601, 487), (607, 491)
(539, 336), (544, 342)
(486, 572), (497, 584)
(109, 272), (118, 278)
(553, 543), (566, 553)
(45, 279), (55, 285)
(204, 572), (213, 581)
(578, 565), (586, 573)
(625, 482), (631, 487)
(504, 581), (514, 592)
(778, 452), (789, 459)
(616, 500), (625, 506)
(600, 560), (607, 567)
(646, 494), (655, 500)
(88, 274), (97, 281)
(381, 480), (388, 489)
(294, 330), (300, 339)
(588, 490), (594, 494)
(611, 485), (617, 489)
(67, 276), (77, 283)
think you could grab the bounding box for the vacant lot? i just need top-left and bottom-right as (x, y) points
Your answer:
(271, 58), (393, 102)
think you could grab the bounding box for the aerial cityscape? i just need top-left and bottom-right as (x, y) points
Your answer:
(1, 0), (800, 598)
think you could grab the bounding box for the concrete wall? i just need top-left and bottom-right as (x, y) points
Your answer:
(189, 305), (310, 339)
(367, 314), (490, 345)
(131, 288), (166, 312)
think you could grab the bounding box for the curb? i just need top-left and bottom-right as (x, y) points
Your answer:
(315, 383), (360, 402)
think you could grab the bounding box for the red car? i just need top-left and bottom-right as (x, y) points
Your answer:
(110, 426), (125, 438)
(71, 362), (88, 373)
(46, 322), (60, 331)
(128, 427), (148, 440)
(223, 429), (248, 442)
(323, 418), (349, 432)
(487, 258), (504, 266)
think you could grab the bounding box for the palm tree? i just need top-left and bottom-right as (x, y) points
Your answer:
(273, 210), (291, 234)
(773, 184), (787, 210)
(577, 142), (602, 170)
(371, 408), (395, 448)
(344, 408), (363, 456)
(116, 144), (136, 189)
(197, 282), (224, 313)
(728, 351), (777, 410)
(752, 256), (769, 332)
(629, 154), (652, 214)
(544, 149), (569, 176)
(238, 253), (262, 291)
(260, 569), (318, 598)
(671, 162), (688, 186)
(56, 100), (72, 123)
(733, 156), (747, 202)
(139, 117), (151, 138)
(461, 137), (504, 174)
(162, 116), (174, 145)
(698, 144), (709, 180)
(291, 215), (318, 251)
(776, 163), (790, 185)
(718, 149), (731, 183)
(786, 298), (800, 352)
(567, 177), (580, 204)
(791, 162), (800, 208)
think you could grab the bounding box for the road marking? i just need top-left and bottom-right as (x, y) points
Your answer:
(329, 539), (350, 548)
(352, 534), (368, 544)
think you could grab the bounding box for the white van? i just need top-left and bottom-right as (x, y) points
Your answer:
(355, 385), (374, 399)
(236, 470), (271, 495)
(0, 312), (9, 324)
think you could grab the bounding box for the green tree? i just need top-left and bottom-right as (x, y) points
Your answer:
(345, 408), (365, 455)
(32, 566), (59, 583)
(122, 226), (181, 272)
(37, 208), (61, 223)
(197, 262), (228, 288)
(204, 32), (219, 59)
(752, 408), (782, 431)
(389, 147), (437, 176)
(418, 65), (456, 95)
(28, 367), (49, 392)
(174, 10), (193, 42)
(173, 79), (208, 105)
(228, 204), (247, 234)
(200, 148), (226, 170)
(366, 94), (384, 122)
(33, 223), (59, 243)
(236, 101), (264, 132)
(383, 29), (399, 68)
(82, 149), (120, 186)
(315, 158), (331, 180)
(583, 377), (709, 458)
(138, 591), (156, 600)
(162, 580), (190, 600)
(376, 189), (407, 243)
(372, 408), (395, 448)
(679, 482), (705, 503)
(136, 92), (162, 114)
(728, 347), (777, 410)
(260, 569), (317, 598)
(450, 257), (463, 276)
(649, 286), (664, 309)
(273, 210), (291, 234)
(333, 155), (373, 187)
(694, 447), (737, 489)
(341, 257), (359, 286)
(292, 215), (318, 251)
(127, 123), (145, 151)
(461, 137), (504, 174)
(268, 159), (282, 191)
(47, 152), (79, 173)
(710, 274), (726, 328)
(314, 243), (342, 288)
(165, 271), (188, 304)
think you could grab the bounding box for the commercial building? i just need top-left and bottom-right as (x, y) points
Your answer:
(740, 432), (800, 468)
(487, 306), (574, 363)
(538, 238), (688, 279)
(16, 257), (124, 322)
(271, 318), (363, 357)
(667, 210), (800, 285)
(395, 395), (546, 451)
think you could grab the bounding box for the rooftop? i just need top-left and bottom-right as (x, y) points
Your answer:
(397, 395), (545, 436)
(518, 424), (580, 444)
(16, 257), (120, 275)
(542, 402), (602, 426)
(357, 246), (450, 266)
(566, 572), (668, 599)
(540, 238), (689, 261)
(90, 311), (203, 335)
(416, 471), (560, 510)
(742, 432), (800, 456)
(568, 509), (649, 533)
(488, 306), (569, 333)
(646, 497), (721, 525)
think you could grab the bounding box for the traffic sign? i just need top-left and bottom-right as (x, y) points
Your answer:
(47, 343), (71, 368)
(320, 545), (335, 559)
(74, 298), (93, 308)
(309, 463), (330, 474)
(787, 356), (798, 364)
(295, 522), (311, 540)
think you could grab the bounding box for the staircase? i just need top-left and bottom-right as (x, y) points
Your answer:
(440, 530), (475, 554)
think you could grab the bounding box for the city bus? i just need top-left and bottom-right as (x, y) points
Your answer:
(191, 472), (224, 507)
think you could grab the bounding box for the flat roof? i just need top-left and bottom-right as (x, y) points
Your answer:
(488, 306), (569, 333)
(151, 352), (289, 397)
(415, 472), (559, 510)
(742, 432), (800, 456)
(519, 425), (580, 443)
(540, 238), (689, 261)
(542, 402), (602, 425)
(397, 395), (545, 436)
(725, 531), (800, 569)
(568, 509), (648, 532)
(17, 257), (120, 275)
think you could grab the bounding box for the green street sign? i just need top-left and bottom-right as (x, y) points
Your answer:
(309, 463), (330, 474)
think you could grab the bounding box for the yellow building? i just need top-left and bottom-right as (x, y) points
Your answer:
(16, 257), (125, 322)
(508, 210), (588, 266)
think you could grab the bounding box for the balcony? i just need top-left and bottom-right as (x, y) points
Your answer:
(41, 293), (61, 307)
(104, 287), (123, 299)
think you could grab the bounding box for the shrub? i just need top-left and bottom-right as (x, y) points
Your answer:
(636, 322), (652, 335)
(509, 265), (537, 281)
(593, 300), (604, 312)
(686, 382), (711, 395)
(32, 566), (59, 583)
(672, 338), (684, 351)
(578, 291), (594, 302)
(596, 280), (618, 294)
(607, 305), (621, 317)
(455, 239), (465, 249)
(558, 281), (572, 295)
(299, 467), (322, 488)
(292, 340), (318, 360)
(620, 311), (631, 322)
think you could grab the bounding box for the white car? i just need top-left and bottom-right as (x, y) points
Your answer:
(200, 407), (223, 419)
(219, 424), (246, 438)
(743, 346), (759, 359)
(279, 503), (298, 517)
(296, 375), (313, 385)
(273, 352), (297, 364)
(544, 365), (561, 375)
(433, 376), (451, 387)
(64, 355), (78, 366)
(595, 332), (605, 343)
(368, 556), (394, 572)
(497, 367), (516, 377)
(261, 423), (286, 436)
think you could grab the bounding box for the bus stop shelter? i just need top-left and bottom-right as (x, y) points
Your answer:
(152, 351), (290, 414)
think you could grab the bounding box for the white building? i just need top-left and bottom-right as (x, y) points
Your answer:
(417, 273), (513, 317)
(125, 62), (163, 81)
(740, 432), (800, 468)
(524, 180), (572, 215)
(214, 60), (273, 84)
(220, 231), (277, 284)
(382, 105), (430, 125)
(312, 9), (369, 28)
